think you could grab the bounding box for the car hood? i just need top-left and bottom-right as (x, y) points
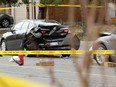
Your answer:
(99, 32), (111, 37)
(96, 36), (111, 42)
(89, 36), (111, 51)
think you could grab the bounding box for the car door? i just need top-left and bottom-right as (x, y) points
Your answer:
(6, 22), (24, 50)
(15, 21), (30, 50)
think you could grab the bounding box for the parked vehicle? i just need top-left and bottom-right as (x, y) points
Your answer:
(0, 13), (14, 28)
(90, 31), (116, 65)
(0, 19), (80, 57)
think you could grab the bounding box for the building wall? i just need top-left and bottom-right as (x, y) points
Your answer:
(48, 6), (81, 23)
(11, 5), (27, 23)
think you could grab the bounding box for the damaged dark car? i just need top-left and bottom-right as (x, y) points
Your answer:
(0, 19), (80, 57)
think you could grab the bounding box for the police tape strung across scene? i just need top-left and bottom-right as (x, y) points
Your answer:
(0, 4), (105, 11)
(0, 50), (115, 55)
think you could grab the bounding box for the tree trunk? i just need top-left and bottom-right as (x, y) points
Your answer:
(79, 0), (88, 35)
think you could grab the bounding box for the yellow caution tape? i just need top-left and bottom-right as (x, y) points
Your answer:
(87, 5), (105, 8)
(36, 4), (81, 7)
(90, 50), (115, 54)
(0, 50), (115, 55)
(36, 4), (105, 8)
(0, 7), (11, 10)
(36, 3), (46, 7)
(0, 74), (50, 87)
(0, 4), (105, 11)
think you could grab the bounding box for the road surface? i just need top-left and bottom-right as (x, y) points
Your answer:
(0, 41), (116, 87)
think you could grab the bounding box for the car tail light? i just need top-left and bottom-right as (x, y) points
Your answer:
(41, 29), (47, 34)
(63, 28), (69, 33)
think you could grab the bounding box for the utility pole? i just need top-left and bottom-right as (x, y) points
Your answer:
(29, 0), (40, 19)
(34, 1), (36, 19)
(29, 0), (33, 19)
(34, 0), (40, 19)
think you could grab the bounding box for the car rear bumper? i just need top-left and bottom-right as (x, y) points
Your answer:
(46, 45), (71, 50)
(38, 44), (71, 50)
(38, 35), (72, 50)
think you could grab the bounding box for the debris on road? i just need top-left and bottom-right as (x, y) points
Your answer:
(103, 62), (116, 67)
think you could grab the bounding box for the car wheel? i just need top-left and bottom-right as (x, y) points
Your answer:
(62, 54), (70, 58)
(1, 19), (10, 28)
(94, 44), (109, 65)
(73, 35), (80, 50)
(1, 40), (7, 51)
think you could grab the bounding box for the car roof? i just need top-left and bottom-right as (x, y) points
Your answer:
(22, 19), (61, 26)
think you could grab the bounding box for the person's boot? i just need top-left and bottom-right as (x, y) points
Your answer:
(12, 55), (24, 66)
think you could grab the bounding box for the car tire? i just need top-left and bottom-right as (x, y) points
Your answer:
(94, 44), (109, 65)
(1, 40), (7, 51)
(62, 54), (70, 58)
(1, 19), (10, 28)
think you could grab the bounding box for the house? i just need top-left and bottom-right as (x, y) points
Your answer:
(12, 0), (39, 23)
(0, 0), (40, 23)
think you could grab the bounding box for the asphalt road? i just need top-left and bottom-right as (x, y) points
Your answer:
(0, 41), (116, 87)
